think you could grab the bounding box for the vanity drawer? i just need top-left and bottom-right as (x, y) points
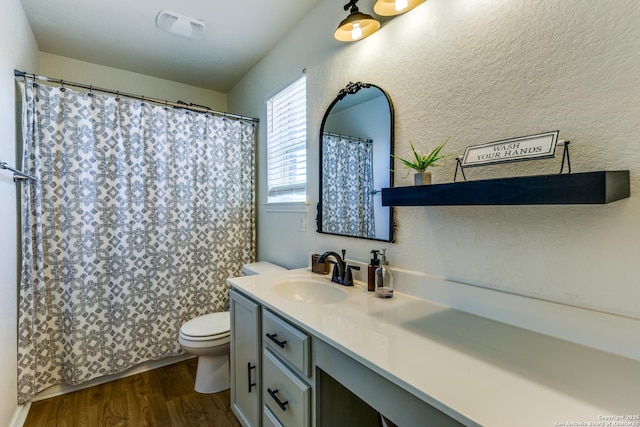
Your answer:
(263, 349), (310, 427)
(263, 310), (310, 377)
(263, 405), (284, 427)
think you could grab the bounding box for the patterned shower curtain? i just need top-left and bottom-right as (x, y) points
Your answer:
(17, 80), (256, 404)
(321, 133), (375, 238)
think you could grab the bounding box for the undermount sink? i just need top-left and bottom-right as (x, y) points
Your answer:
(274, 278), (348, 304)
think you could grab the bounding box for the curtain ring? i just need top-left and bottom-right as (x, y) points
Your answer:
(60, 80), (66, 92)
(115, 91), (120, 101)
(88, 85), (94, 97)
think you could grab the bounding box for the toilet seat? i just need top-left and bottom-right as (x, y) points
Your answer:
(178, 312), (232, 394)
(180, 312), (230, 342)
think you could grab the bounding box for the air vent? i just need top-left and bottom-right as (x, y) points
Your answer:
(156, 10), (205, 40)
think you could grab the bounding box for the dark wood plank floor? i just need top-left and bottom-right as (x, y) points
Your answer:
(24, 358), (241, 427)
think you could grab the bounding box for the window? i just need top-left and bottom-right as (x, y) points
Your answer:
(266, 75), (307, 204)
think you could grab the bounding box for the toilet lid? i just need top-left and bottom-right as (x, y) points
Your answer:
(242, 261), (286, 276)
(181, 312), (230, 338)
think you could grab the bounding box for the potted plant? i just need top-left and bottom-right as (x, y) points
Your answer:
(392, 136), (451, 185)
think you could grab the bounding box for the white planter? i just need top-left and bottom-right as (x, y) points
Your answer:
(414, 171), (432, 185)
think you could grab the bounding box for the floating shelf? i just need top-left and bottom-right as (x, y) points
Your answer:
(381, 171), (630, 206)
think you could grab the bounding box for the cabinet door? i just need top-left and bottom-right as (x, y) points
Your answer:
(230, 290), (261, 427)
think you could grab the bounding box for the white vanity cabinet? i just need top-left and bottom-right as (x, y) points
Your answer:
(230, 290), (262, 427)
(230, 287), (461, 427)
(229, 271), (640, 427)
(230, 291), (313, 427)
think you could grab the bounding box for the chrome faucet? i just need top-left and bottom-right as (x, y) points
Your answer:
(317, 249), (359, 286)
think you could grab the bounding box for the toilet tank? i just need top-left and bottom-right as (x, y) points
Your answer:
(241, 261), (287, 276)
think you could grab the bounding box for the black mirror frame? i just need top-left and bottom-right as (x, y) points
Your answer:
(316, 81), (396, 242)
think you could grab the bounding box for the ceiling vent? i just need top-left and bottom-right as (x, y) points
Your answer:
(156, 10), (206, 40)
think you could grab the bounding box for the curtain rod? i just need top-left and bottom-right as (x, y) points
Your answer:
(14, 69), (259, 124)
(0, 161), (36, 182)
(323, 131), (372, 143)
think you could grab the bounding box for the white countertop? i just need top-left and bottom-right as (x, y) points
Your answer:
(228, 269), (640, 426)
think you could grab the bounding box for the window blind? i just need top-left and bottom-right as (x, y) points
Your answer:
(266, 76), (307, 203)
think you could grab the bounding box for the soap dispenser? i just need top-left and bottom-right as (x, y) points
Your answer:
(375, 248), (394, 299)
(367, 250), (380, 292)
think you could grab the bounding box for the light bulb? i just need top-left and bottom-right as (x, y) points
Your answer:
(351, 22), (362, 40)
(395, 0), (408, 12)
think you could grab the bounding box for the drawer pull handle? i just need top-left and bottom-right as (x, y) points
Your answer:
(267, 388), (289, 411)
(247, 363), (256, 393)
(266, 333), (287, 348)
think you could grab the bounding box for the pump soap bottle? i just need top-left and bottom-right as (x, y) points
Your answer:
(367, 250), (380, 292)
(375, 248), (394, 298)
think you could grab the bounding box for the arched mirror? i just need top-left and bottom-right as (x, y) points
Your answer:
(316, 82), (395, 242)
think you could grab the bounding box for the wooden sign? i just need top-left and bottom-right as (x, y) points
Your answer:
(461, 131), (559, 167)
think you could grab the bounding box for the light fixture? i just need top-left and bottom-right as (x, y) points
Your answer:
(156, 10), (206, 40)
(334, 0), (381, 42)
(373, 0), (425, 16)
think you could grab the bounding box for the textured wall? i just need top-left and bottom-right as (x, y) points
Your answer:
(0, 0), (39, 422)
(39, 53), (228, 111)
(230, 0), (640, 318)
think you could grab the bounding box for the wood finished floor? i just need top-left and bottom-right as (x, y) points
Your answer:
(23, 358), (241, 427)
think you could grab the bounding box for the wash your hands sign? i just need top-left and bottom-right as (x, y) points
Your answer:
(461, 130), (560, 167)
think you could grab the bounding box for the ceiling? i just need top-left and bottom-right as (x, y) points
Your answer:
(19, 0), (322, 92)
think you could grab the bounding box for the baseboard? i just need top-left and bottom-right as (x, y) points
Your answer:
(32, 354), (194, 402)
(8, 402), (31, 427)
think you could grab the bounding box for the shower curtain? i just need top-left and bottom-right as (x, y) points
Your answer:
(321, 133), (375, 238)
(16, 80), (256, 404)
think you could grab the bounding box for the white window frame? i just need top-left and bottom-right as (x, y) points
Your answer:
(266, 75), (307, 210)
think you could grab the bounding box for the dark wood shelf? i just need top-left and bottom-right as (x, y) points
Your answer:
(381, 171), (630, 206)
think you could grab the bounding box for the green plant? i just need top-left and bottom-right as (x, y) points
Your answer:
(392, 136), (451, 173)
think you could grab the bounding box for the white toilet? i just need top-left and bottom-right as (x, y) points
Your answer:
(178, 261), (286, 393)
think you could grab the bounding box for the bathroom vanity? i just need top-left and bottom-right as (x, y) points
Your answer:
(228, 269), (640, 427)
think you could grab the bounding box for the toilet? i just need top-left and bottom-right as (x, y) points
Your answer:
(179, 261), (286, 393)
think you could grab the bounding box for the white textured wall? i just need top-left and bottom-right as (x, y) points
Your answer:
(229, 0), (640, 318)
(0, 0), (39, 424)
(39, 52), (228, 111)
